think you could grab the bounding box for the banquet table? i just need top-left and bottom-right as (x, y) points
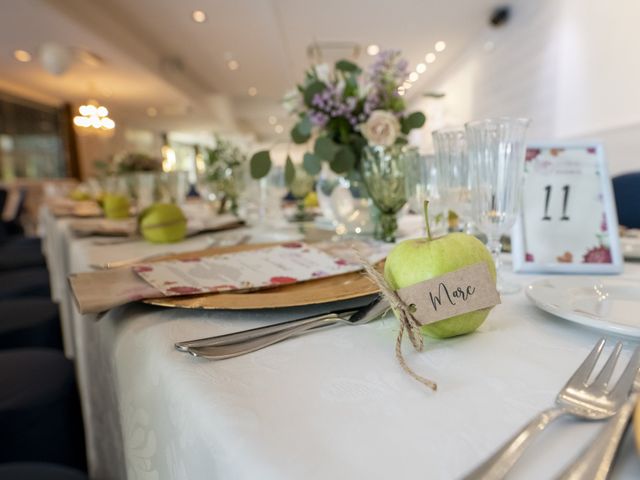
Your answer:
(40, 206), (640, 480)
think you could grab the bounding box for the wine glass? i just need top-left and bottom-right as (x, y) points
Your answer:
(361, 144), (411, 243)
(432, 127), (473, 233)
(466, 117), (530, 293)
(404, 154), (447, 237)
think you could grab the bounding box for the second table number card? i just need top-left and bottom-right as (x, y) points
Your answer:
(512, 143), (623, 273)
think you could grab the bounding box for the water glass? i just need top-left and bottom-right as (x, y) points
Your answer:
(161, 171), (189, 205)
(466, 117), (530, 293)
(361, 145), (411, 242)
(135, 172), (157, 211)
(404, 154), (447, 237)
(432, 128), (472, 232)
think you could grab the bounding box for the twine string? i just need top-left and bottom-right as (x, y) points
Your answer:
(358, 255), (438, 392)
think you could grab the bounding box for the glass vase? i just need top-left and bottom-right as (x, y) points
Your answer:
(360, 145), (411, 242)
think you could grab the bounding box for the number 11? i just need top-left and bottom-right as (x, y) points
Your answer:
(542, 185), (571, 221)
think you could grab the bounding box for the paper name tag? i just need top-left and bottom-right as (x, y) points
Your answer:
(396, 262), (500, 325)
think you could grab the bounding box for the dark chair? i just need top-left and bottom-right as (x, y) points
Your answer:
(0, 349), (85, 469)
(0, 235), (46, 271)
(0, 298), (61, 349)
(0, 463), (87, 480)
(612, 172), (640, 228)
(0, 267), (51, 299)
(2, 187), (27, 236)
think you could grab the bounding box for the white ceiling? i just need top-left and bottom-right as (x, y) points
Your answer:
(0, 0), (503, 139)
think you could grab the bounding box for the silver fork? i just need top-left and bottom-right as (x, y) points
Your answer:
(463, 339), (640, 480)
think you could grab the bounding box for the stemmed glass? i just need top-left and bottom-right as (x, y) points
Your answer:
(466, 117), (530, 294)
(404, 154), (447, 237)
(432, 128), (472, 233)
(361, 144), (411, 242)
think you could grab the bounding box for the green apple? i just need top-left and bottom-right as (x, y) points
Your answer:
(69, 189), (91, 201)
(103, 194), (130, 219)
(384, 202), (496, 339)
(139, 203), (187, 243)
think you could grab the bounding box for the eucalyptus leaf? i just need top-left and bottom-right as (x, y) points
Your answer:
(249, 150), (272, 179)
(290, 124), (311, 144)
(303, 152), (322, 175)
(303, 81), (326, 106)
(330, 147), (355, 173)
(297, 115), (312, 136)
(284, 155), (296, 185)
(314, 136), (339, 161)
(401, 111), (426, 134)
(335, 60), (361, 74)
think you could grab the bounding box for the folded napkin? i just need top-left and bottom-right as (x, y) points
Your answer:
(47, 198), (102, 218)
(69, 213), (243, 238)
(69, 240), (390, 314)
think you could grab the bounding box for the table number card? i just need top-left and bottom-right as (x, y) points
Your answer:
(512, 143), (623, 273)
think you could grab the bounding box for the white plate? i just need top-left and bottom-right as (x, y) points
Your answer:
(526, 277), (640, 338)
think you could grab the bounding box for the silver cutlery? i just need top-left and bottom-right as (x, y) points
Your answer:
(555, 371), (640, 480)
(463, 338), (640, 480)
(174, 303), (369, 352)
(185, 296), (389, 359)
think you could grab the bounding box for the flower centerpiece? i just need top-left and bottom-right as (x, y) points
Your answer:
(249, 50), (425, 236)
(204, 136), (247, 214)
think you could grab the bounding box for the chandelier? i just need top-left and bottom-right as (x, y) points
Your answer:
(73, 101), (115, 130)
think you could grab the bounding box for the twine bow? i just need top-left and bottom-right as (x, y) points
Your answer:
(358, 255), (438, 391)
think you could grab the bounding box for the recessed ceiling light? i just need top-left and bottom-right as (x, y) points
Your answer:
(13, 50), (31, 62)
(435, 41), (446, 52)
(274, 124), (284, 134)
(366, 44), (380, 56)
(192, 10), (206, 23)
(425, 53), (436, 64)
(227, 60), (239, 71)
(408, 72), (419, 82)
(248, 87), (258, 96)
(268, 116), (277, 125)
(146, 107), (157, 117)
(416, 63), (427, 74)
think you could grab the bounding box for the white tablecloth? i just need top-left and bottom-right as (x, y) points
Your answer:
(41, 208), (640, 480)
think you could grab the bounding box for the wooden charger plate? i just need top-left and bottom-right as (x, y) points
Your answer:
(142, 242), (381, 310)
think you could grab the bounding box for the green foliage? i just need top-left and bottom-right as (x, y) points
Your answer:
(303, 81), (326, 107)
(314, 136), (339, 162)
(284, 155), (296, 185)
(401, 112), (426, 134)
(335, 59), (361, 74)
(303, 152), (322, 175)
(250, 150), (272, 179)
(330, 147), (356, 173)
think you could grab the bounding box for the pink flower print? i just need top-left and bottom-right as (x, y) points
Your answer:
(525, 252), (535, 262)
(587, 147), (597, 154)
(163, 281), (177, 285)
(282, 242), (303, 248)
(270, 276), (297, 285)
(133, 265), (153, 273)
(335, 258), (348, 266)
(312, 271), (327, 277)
(167, 286), (203, 295)
(583, 246), (612, 263)
(600, 213), (607, 232)
(525, 148), (541, 162)
(550, 148), (564, 156)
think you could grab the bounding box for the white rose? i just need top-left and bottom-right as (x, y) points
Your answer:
(314, 63), (331, 83)
(360, 110), (401, 147)
(282, 88), (302, 114)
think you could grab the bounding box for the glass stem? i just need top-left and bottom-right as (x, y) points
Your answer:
(376, 211), (398, 243)
(487, 236), (503, 290)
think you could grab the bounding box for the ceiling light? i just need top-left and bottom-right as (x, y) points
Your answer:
(268, 116), (277, 125)
(397, 87), (405, 96)
(192, 10), (206, 23)
(146, 107), (157, 117)
(74, 101), (115, 131)
(366, 44), (380, 56)
(248, 87), (258, 96)
(13, 50), (31, 62)
(274, 124), (284, 134)
(425, 53), (436, 64)
(227, 60), (239, 71)
(416, 63), (426, 74)
(403, 82), (412, 89)
(408, 72), (419, 82)
(435, 41), (446, 52)
(96, 106), (109, 117)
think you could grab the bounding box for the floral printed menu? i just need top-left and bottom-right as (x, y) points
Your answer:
(133, 241), (390, 296)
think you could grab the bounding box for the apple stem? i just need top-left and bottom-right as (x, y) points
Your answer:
(423, 200), (432, 240)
